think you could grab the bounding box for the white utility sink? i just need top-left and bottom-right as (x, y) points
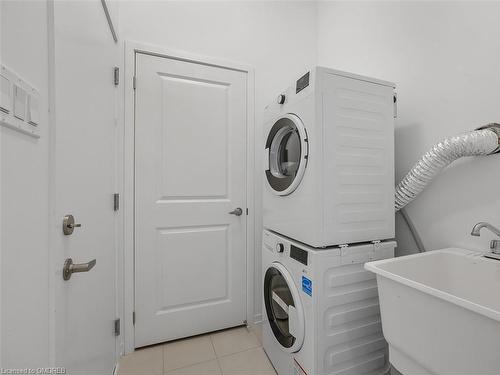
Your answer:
(365, 248), (500, 375)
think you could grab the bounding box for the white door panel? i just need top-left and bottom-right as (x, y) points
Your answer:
(158, 74), (229, 198)
(51, 2), (118, 374)
(157, 226), (229, 308)
(135, 53), (247, 347)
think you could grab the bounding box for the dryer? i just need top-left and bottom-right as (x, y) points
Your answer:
(263, 67), (396, 248)
(262, 229), (395, 375)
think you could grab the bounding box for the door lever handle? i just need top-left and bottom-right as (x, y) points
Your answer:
(229, 207), (243, 216)
(63, 258), (96, 280)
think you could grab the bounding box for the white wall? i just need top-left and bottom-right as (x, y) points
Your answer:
(317, 1), (500, 256)
(118, 0), (318, 323)
(0, 0), (50, 368)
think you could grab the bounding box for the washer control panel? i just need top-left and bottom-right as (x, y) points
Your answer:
(264, 230), (309, 266)
(290, 245), (308, 265)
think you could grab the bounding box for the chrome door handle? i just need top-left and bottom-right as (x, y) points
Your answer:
(229, 207), (243, 216)
(63, 258), (96, 280)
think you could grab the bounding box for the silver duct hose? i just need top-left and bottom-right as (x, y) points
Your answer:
(395, 123), (500, 212)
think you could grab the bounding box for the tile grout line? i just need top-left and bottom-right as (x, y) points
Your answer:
(163, 335), (219, 374)
(163, 358), (220, 375)
(213, 330), (261, 360)
(137, 328), (261, 375)
(218, 346), (276, 374)
(215, 357), (224, 375)
(210, 329), (259, 358)
(209, 334), (225, 375)
(162, 343), (166, 374)
(216, 344), (263, 360)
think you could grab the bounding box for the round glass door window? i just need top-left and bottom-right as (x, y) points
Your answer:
(265, 114), (308, 195)
(263, 263), (304, 353)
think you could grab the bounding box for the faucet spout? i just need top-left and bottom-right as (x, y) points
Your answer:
(471, 222), (500, 237)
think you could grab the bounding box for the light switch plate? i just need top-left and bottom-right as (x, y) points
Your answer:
(0, 64), (40, 138)
(0, 74), (10, 114)
(13, 85), (27, 120)
(27, 94), (39, 125)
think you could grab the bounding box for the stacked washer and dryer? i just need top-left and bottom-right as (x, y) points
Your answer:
(262, 67), (397, 375)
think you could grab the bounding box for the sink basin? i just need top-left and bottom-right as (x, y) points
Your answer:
(365, 248), (500, 375)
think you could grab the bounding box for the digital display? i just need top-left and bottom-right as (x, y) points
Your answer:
(296, 72), (310, 94)
(290, 245), (308, 266)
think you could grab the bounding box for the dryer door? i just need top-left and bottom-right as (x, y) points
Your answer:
(263, 262), (305, 353)
(265, 114), (308, 195)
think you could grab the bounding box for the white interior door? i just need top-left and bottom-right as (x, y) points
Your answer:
(134, 52), (248, 347)
(51, 2), (118, 374)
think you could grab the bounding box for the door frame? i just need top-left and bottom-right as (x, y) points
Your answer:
(121, 41), (255, 354)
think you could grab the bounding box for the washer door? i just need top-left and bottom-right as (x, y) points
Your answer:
(263, 262), (305, 353)
(265, 114), (308, 195)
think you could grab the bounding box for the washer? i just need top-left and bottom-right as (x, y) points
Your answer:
(262, 229), (395, 375)
(263, 67), (396, 248)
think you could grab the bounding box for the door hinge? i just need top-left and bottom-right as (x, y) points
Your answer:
(114, 318), (120, 336)
(114, 67), (119, 86)
(113, 193), (120, 211)
(133, 76), (136, 90)
(393, 92), (398, 118)
(133, 311), (136, 325)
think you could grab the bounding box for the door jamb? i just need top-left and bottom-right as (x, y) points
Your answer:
(121, 41), (255, 354)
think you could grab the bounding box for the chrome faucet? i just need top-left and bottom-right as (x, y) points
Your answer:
(471, 222), (500, 237)
(471, 222), (500, 260)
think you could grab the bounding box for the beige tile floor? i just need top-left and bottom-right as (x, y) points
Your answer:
(119, 326), (276, 375)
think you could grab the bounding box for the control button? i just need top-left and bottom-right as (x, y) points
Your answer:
(276, 243), (285, 253)
(277, 94), (286, 105)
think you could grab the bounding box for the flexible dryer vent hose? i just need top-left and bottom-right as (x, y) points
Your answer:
(395, 123), (500, 211)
